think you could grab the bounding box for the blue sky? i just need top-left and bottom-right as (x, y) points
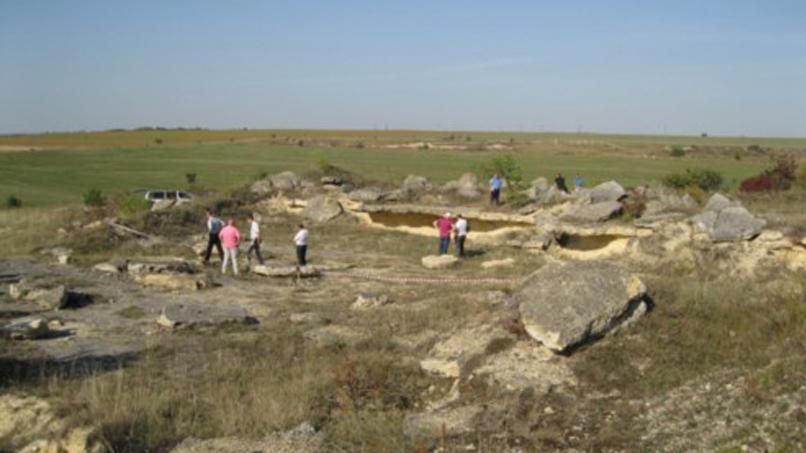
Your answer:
(1, 1), (804, 136)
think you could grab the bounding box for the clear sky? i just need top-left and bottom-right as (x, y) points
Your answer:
(1, 0), (804, 136)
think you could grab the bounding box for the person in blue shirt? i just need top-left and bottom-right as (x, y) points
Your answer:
(574, 174), (584, 192)
(489, 174), (503, 205)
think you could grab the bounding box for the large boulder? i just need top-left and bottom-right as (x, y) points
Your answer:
(590, 181), (626, 203)
(703, 193), (735, 213)
(250, 171), (303, 195)
(712, 206), (766, 242)
(516, 261), (649, 352)
(402, 174), (432, 194)
(563, 201), (623, 223)
(527, 177), (550, 201)
(348, 187), (385, 202)
(536, 185), (573, 205)
(454, 173), (481, 199)
(302, 195), (343, 223)
(421, 255), (459, 269)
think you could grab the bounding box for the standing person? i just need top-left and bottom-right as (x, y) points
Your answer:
(294, 224), (309, 266)
(433, 212), (454, 255)
(203, 209), (225, 265)
(454, 214), (469, 258)
(489, 174), (503, 205)
(218, 219), (241, 275)
(246, 213), (265, 265)
(574, 174), (584, 192)
(555, 172), (570, 194)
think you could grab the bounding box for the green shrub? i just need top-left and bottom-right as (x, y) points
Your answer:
(255, 170), (268, 181)
(6, 195), (21, 209)
(479, 154), (524, 191)
(118, 194), (152, 217)
(185, 172), (197, 185)
(662, 168), (723, 192)
(669, 146), (686, 157)
(154, 138), (163, 145)
(83, 188), (106, 207)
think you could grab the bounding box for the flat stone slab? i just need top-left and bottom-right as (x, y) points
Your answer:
(157, 303), (258, 329)
(251, 265), (322, 278)
(421, 255), (459, 269)
(473, 342), (577, 392)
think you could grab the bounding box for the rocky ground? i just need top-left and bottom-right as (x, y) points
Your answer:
(2, 171), (805, 452)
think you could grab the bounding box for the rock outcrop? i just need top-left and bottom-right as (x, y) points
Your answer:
(516, 261), (649, 352)
(691, 194), (766, 242)
(590, 180), (626, 203)
(302, 195), (343, 223)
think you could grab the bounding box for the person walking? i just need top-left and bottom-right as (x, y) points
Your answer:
(203, 209), (225, 265)
(555, 172), (570, 194)
(218, 219), (241, 275)
(433, 212), (454, 255)
(489, 174), (503, 205)
(454, 214), (469, 257)
(294, 224), (309, 266)
(245, 213), (265, 266)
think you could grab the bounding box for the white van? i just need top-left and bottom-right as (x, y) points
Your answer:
(144, 190), (193, 203)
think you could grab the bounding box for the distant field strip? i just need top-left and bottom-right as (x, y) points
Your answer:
(0, 142), (771, 207)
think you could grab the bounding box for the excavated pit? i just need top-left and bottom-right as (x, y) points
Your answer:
(556, 233), (629, 251)
(367, 211), (527, 233)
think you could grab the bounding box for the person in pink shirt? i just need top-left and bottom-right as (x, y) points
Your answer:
(432, 212), (454, 255)
(218, 219), (241, 275)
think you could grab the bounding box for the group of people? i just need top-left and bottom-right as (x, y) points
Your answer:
(203, 209), (309, 275)
(488, 172), (585, 204)
(432, 213), (469, 257)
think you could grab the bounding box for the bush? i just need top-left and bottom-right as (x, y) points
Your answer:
(154, 138), (163, 145)
(6, 195), (21, 209)
(669, 146), (686, 157)
(185, 172), (197, 185)
(739, 153), (798, 192)
(661, 168), (723, 192)
(254, 170), (268, 181)
(478, 154), (528, 206)
(83, 188), (106, 207)
(118, 193), (152, 217)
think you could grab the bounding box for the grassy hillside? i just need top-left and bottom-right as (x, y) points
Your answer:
(0, 142), (770, 207)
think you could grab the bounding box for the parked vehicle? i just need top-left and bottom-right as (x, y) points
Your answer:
(143, 190), (193, 202)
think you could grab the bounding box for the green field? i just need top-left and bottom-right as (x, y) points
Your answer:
(2, 128), (806, 149)
(0, 140), (773, 207)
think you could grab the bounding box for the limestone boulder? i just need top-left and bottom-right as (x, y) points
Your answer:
(302, 195), (343, 223)
(250, 171), (303, 195)
(516, 261), (649, 352)
(563, 201), (623, 223)
(134, 273), (209, 291)
(453, 173), (481, 199)
(712, 206), (766, 242)
(402, 174), (432, 194)
(420, 323), (515, 378)
(703, 193), (736, 213)
(421, 255), (459, 269)
(347, 187), (385, 202)
(171, 422), (322, 453)
(473, 342), (576, 392)
(404, 405), (482, 441)
(26, 286), (92, 310)
(527, 177), (550, 201)
(590, 181), (626, 203)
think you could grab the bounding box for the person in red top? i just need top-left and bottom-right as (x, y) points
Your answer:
(218, 219), (241, 275)
(433, 212), (454, 255)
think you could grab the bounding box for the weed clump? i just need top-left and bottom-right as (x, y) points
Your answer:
(662, 168), (723, 192)
(6, 195), (22, 209)
(83, 188), (106, 207)
(669, 146), (686, 157)
(740, 153), (798, 192)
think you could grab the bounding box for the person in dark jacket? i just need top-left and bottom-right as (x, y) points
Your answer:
(203, 209), (225, 265)
(555, 172), (570, 194)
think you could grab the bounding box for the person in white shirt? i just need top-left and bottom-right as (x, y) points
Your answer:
(454, 214), (469, 257)
(294, 224), (309, 266)
(245, 213), (264, 265)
